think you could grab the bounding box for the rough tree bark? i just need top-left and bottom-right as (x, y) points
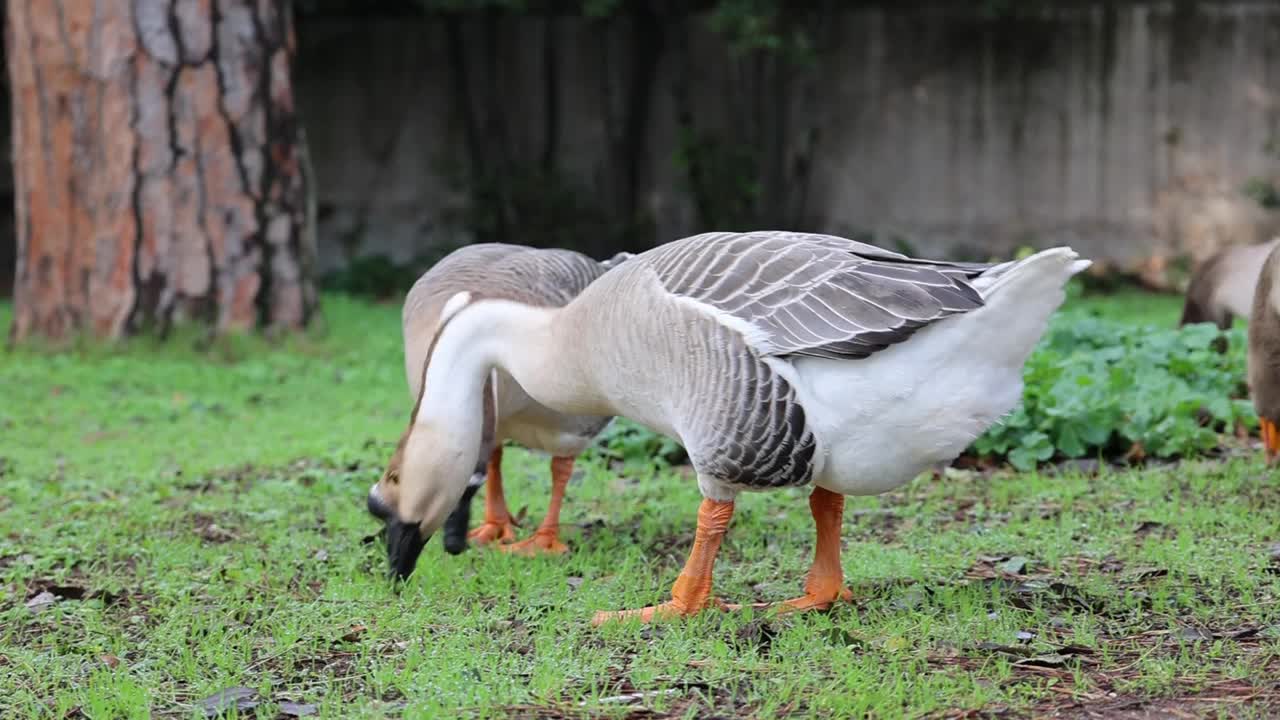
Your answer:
(6, 0), (316, 343)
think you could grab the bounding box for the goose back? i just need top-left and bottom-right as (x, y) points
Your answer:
(553, 231), (1006, 494)
(404, 244), (606, 399)
(1183, 238), (1280, 329)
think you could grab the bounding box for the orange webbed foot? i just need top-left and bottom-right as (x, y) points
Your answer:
(590, 597), (729, 626)
(723, 585), (853, 614)
(775, 584), (854, 613)
(468, 518), (519, 546)
(499, 529), (569, 556)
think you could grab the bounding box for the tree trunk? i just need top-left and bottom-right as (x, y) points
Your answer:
(6, 0), (316, 344)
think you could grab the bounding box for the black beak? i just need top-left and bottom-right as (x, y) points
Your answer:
(385, 519), (428, 580)
(441, 482), (480, 555)
(367, 486), (427, 580)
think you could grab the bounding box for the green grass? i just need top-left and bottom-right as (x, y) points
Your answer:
(3, 288), (1279, 718)
(1069, 287), (1185, 327)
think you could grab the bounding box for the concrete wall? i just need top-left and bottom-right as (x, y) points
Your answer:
(803, 1), (1280, 281)
(292, 1), (1280, 286)
(2, 1), (1278, 295)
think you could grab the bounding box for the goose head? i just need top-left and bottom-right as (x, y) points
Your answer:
(366, 431), (422, 580)
(370, 292), (557, 579)
(368, 428), (481, 577)
(368, 418), (480, 579)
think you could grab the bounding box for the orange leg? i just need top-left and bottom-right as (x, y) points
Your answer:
(591, 498), (734, 625)
(468, 446), (519, 545)
(1263, 418), (1280, 466)
(501, 456), (573, 556)
(777, 486), (854, 612)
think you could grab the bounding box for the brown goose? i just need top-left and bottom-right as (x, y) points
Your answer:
(1182, 239), (1280, 329)
(369, 231), (1088, 623)
(1248, 241), (1280, 463)
(371, 244), (629, 568)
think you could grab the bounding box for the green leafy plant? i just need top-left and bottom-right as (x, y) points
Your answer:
(971, 313), (1254, 470)
(590, 418), (687, 470)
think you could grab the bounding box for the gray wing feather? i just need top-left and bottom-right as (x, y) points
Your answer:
(646, 231), (994, 360)
(672, 313), (817, 490)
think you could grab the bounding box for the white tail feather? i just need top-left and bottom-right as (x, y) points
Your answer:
(959, 247), (1088, 377)
(976, 247), (1090, 300)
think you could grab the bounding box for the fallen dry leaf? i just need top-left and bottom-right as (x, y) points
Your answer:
(974, 641), (1093, 667)
(196, 687), (259, 717)
(25, 591), (59, 612)
(1179, 626), (1214, 642)
(1014, 653), (1074, 668)
(999, 556), (1032, 575)
(1123, 566), (1168, 582)
(278, 701), (318, 717)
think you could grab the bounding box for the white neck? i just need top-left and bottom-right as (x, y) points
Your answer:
(398, 297), (605, 534)
(412, 298), (595, 430)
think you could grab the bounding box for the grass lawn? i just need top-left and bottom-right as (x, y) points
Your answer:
(3, 288), (1280, 718)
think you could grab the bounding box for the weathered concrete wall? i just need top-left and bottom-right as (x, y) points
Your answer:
(1, 2), (1277, 296)
(292, 1), (1280, 285)
(805, 1), (1280, 282)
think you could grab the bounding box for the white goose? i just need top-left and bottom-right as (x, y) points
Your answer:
(369, 231), (1090, 623)
(370, 244), (630, 570)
